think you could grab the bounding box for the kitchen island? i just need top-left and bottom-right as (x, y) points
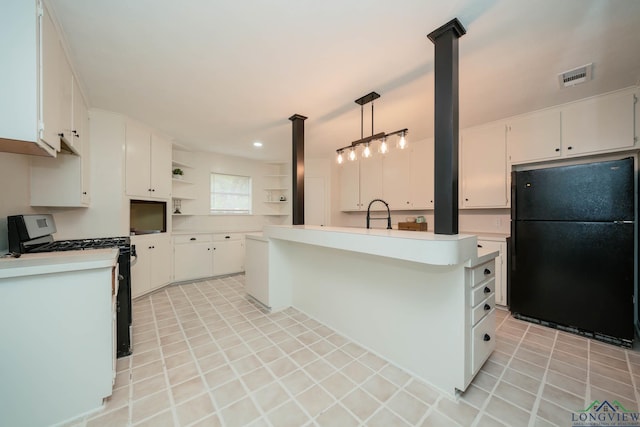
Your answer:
(0, 249), (118, 426)
(245, 225), (498, 396)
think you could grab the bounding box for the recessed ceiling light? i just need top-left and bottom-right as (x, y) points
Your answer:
(253, 142), (263, 148)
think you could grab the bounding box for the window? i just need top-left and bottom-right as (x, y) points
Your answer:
(210, 173), (252, 214)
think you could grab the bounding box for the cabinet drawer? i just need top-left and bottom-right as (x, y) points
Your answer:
(471, 309), (496, 375)
(471, 278), (495, 306)
(174, 234), (212, 244)
(472, 294), (495, 326)
(213, 233), (244, 242)
(469, 260), (495, 287)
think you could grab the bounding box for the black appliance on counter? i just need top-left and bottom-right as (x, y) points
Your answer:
(8, 214), (134, 357)
(510, 157), (635, 347)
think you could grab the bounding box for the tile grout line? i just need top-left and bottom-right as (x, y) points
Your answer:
(526, 327), (559, 427)
(472, 316), (533, 427)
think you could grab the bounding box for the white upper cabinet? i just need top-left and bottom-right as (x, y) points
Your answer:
(125, 121), (171, 199)
(359, 156), (384, 209)
(461, 122), (508, 208)
(0, 1), (90, 157)
(410, 138), (434, 210)
(507, 109), (561, 165)
(383, 148), (412, 210)
(561, 89), (636, 156)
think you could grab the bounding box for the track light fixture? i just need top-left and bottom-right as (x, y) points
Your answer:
(336, 91), (408, 164)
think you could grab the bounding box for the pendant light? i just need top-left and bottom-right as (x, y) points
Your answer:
(336, 91), (408, 164)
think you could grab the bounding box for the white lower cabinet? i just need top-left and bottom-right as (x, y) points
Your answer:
(131, 234), (172, 298)
(477, 237), (508, 306)
(170, 233), (245, 283)
(212, 234), (245, 276)
(174, 234), (213, 282)
(467, 259), (497, 377)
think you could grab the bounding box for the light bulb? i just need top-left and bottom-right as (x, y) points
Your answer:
(337, 151), (344, 164)
(348, 147), (357, 161)
(362, 143), (371, 158)
(398, 133), (408, 149)
(378, 138), (389, 154)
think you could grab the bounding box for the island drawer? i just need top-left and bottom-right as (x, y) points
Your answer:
(471, 278), (495, 306)
(472, 294), (495, 326)
(469, 260), (495, 287)
(471, 309), (496, 375)
(174, 234), (212, 244)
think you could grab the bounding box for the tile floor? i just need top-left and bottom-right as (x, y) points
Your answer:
(69, 274), (640, 426)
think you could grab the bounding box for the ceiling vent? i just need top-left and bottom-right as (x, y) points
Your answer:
(558, 63), (592, 88)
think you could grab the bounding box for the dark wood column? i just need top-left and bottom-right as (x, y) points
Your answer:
(289, 114), (307, 225)
(428, 18), (466, 235)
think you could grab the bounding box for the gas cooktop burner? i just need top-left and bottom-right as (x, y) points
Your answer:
(30, 237), (130, 253)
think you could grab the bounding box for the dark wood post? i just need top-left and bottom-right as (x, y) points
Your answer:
(289, 114), (307, 225)
(428, 18), (466, 235)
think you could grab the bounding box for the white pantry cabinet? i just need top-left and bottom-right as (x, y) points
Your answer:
(131, 234), (172, 298)
(212, 234), (245, 276)
(174, 234), (213, 282)
(339, 160), (361, 211)
(125, 121), (172, 199)
(460, 122), (508, 208)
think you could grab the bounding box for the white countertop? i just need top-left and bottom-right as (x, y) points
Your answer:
(172, 229), (261, 235)
(263, 225), (495, 266)
(0, 249), (119, 279)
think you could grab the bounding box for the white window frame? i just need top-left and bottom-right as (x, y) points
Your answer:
(210, 173), (252, 215)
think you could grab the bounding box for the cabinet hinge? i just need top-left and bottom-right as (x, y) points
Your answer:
(634, 94), (638, 105)
(37, 0), (44, 17)
(38, 120), (45, 139)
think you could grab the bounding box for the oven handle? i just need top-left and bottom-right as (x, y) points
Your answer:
(130, 244), (138, 265)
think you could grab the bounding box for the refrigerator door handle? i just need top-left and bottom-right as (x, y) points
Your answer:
(614, 220), (634, 224)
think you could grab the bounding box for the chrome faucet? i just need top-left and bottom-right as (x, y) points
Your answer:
(366, 199), (392, 229)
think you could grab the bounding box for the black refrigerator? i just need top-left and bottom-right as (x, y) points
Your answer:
(510, 157), (635, 347)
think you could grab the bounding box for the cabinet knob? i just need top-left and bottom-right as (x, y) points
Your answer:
(484, 268), (491, 275)
(82, 192), (87, 195)
(190, 237), (196, 241)
(406, 201), (410, 204)
(555, 148), (560, 152)
(151, 189), (155, 192)
(477, 244), (483, 248)
(465, 198), (469, 202)
(484, 303), (491, 311)
(483, 334), (491, 342)
(225, 235), (231, 239)
(567, 146), (573, 150)
(484, 286), (491, 294)
(58, 133), (64, 137)
(148, 188), (152, 192)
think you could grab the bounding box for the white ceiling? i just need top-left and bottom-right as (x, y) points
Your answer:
(49, 0), (640, 162)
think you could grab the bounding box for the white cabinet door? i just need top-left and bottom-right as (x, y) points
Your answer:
(359, 156), (384, 210)
(58, 50), (73, 145)
(461, 123), (508, 208)
(174, 242), (213, 282)
(131, 234), (171, 298)
(383, 149), (411, 210)
(562, 90), (636, 156)
(40, 4), (61, 152)
(213, 239), (245, 276)
(125, 122), (152, 197)
(507, 110), (561, 164)
(410, 139), (434, 210)
(339, 161), (360, 211)
(245, 238), (269, 306)
(150, 134), (172, 199)
(150, 236), (172, 290)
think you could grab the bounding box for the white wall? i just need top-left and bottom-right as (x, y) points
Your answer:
(0, 152), (36, 252)
(171, 149), (291, 233)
